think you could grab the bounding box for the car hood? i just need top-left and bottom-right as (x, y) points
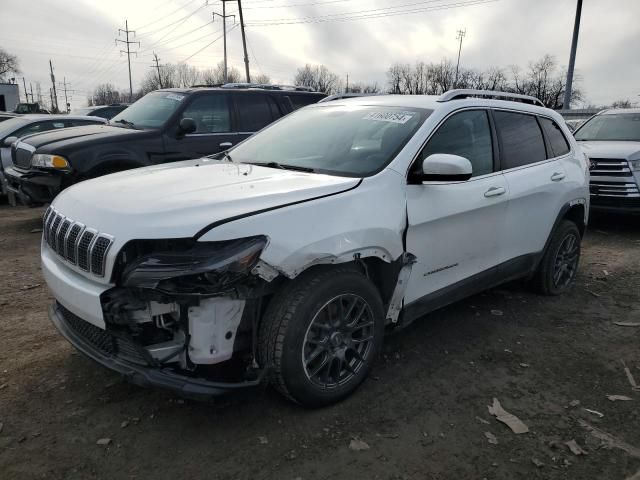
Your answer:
(52, 159), (360, 240)
(578, 141), (640, 160)
(20, 124), (148, 151)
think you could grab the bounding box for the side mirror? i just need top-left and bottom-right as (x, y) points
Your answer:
(3, 136), (17, 147)
(178, 117), (197, 136)
(421, 153), (472, 181)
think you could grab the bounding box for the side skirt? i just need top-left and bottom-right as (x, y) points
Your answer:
(400, 253), (540, 327)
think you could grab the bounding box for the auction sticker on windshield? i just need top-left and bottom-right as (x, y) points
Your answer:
(165, 93), (186, 102)
(363, 111), (415, 124)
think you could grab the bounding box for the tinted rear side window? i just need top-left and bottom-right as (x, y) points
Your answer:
(236, 94), (275, 132)
(539, 117), (570, 157)
(289, 94), (321, 110)
(494, 111), (547, 169)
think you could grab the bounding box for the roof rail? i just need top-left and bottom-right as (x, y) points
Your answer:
(206, 82), (318, 92)
(438, 89), (545, 107)
(318, 93), (383, 103)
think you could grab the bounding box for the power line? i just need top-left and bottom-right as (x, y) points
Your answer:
(139, 19), (214, 54)
(136, 0), (199, 31)
(245, 0), (498, 26)
(116, 20), (140, 101)
(137, 2), (209, 39)
(181, 24), (237, 63)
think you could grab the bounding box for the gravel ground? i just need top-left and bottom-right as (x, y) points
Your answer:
(0, 203), (639, 480)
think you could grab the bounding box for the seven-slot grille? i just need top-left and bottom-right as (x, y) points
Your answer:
(589, 158), (632, 177)
(12, 145), (33, 169)
(43, 207), (113, 277)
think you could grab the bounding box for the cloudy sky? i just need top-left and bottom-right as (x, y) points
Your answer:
(1, 0), (638, 110)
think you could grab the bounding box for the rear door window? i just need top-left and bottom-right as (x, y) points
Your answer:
(181, 94), (231, 133)
(419, 109), (494, 177)
(539, 117), (570, 157)
(236, 94), (275, 132)
(494, 111), (547, 169)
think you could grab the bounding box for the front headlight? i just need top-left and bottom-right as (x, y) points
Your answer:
(629, 159), (640, 171)
(31, 154), (70, 170)
(122, 236), (267, 289)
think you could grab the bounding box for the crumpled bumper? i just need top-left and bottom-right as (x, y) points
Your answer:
(49, 302), (266, 398)
(4, 167), (62, 206)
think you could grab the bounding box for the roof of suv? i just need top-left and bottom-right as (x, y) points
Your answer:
(157, 86), (324, 95)
(600, 108), (640, 115)
(313, 93), (554, 116)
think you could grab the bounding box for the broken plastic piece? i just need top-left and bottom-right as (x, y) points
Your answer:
(487, 398), (529, 434)
(607, 395), (632, 402)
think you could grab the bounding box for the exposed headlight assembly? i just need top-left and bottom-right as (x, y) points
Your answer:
(629, 159), (640, 171)
(122, 236), (267, 290)
(31, 153), (70, 170)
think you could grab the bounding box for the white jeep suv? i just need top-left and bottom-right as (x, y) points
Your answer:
(42, 90), (589, 406)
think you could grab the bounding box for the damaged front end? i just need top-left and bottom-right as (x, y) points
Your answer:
(84, 236), (275, 395)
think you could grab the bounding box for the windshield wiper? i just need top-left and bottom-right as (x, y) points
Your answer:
(111, 118), (136, 128)
(250, 161), (316, 173)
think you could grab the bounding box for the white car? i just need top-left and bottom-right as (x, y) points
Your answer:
(574, 108), (640, 214)
(42, 90), (589, 406)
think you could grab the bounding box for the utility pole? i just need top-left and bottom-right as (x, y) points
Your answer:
(454, 28), (466, 88)
(58, 77), (74, 113)
(345, 73), (349, 93)
(116, 20), (140, 102)
(563, 0), (583, 109)
(30, 83), (35, 104)
(152, 52), (164, 88)
(22, 77), (28, 103)
(237, 0), (251, 83)
(214, 3), (235, 83)
(49, 59), (59, 112)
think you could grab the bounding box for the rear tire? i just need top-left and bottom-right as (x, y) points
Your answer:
(258, 267), (384, 407)
(533, 220), (581, 295)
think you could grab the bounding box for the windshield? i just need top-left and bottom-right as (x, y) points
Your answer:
(0, 117), (29, 140)
(575, 113), (640, 141)
(228, 105), (430, 176)
(110, 91), (186, 129)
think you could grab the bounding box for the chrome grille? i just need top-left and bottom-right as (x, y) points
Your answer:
(43, 207), (113, 278)
(589, 158), (632, 177)
(590, 181), (640, 198)
(12, 145), (33, 169)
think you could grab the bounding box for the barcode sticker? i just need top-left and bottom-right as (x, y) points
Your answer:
(363, 111), (415, 124)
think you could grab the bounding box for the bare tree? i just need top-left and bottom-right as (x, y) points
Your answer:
(0, 47), (20, 81)
(348, 82), (381, 94)
(90, 84), (123, 105)
(201, 61), (242, 85)
(293, 64), (341, 93)
(611, 99), (632, 109)
(252, 73), (271, 84)
(176, 63), (201, 88)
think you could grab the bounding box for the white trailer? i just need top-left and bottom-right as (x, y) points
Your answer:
(0, 83), (20, 112)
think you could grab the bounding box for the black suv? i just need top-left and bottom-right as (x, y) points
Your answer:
(70, 104), (129, 120)
(5, 85), (325, 205)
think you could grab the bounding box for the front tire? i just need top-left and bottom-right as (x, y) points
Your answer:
(533, 220), (581, 295)
(258, 267), (384, 407)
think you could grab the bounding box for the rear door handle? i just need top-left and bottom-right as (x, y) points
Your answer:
(551, 172), (566, 181)
(484, 186), (506, 198)
(219, 142), (233, 149)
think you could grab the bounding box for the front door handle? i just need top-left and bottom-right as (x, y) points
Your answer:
(484, 186), (506, 198)
(219, 142), (233, 149)
(551, 172), (566, 181)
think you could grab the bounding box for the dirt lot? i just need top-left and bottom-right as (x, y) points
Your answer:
(0, 203), (639, 480)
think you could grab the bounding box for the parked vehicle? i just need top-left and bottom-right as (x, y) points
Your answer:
(13, 102), (50, 114)
(5, 85), (326, 206)
(0, 112), (19, 123)
(71, 104), (129, 120)
(575, 108), (640, 213)
(42, 90), (589, 406)
(0, 114), (106, 199)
